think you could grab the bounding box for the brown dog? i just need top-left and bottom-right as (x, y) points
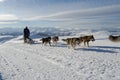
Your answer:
(109, 35), (120, 42)
(79, 35), (95, 47)
(62, 37), (80, 49)
(40, 37), (51, 46)
(51, 36), (59, 45)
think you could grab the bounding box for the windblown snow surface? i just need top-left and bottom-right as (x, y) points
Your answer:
(0, 28), (120, 80)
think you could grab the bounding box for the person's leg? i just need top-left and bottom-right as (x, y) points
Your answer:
(26, 35), (31, 43)
(24, 35), (27, 43)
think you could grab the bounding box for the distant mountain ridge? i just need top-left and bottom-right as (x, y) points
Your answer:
(0, 27), (119, 37)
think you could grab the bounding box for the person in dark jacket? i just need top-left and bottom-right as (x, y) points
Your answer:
(23, 26), (30, 43)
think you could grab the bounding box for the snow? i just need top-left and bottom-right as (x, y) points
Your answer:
(0, 29), (120, 80)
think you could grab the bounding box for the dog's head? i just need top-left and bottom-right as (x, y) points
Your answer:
(90, 35), (95, 41)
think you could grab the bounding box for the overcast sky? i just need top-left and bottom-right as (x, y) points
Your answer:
(0, 0), (120, 29)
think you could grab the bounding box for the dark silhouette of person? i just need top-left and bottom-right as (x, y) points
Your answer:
(23, 26), (30, 43)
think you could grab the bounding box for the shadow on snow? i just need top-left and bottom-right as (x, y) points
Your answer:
(76, 45), (119, 54)
(0, 73), (3, 80)
(79, 48), (117, 53)
(92, 46), (120, 50)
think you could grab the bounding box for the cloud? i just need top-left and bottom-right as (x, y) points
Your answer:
(23, 5), (120, 21)
(0, 14), (19, 21)
(0, 14), (19, 24)
(22, 15), (72, 21)
(0, 21), (17, 24)
(0, 0), (5, 2)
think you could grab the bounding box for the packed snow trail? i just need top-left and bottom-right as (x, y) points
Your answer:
(0, 36), (120, 80)
(0, 43), (82, 80)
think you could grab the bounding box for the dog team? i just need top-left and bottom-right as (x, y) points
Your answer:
(23, 27), (120, 49)
(34, 35), (95, 49)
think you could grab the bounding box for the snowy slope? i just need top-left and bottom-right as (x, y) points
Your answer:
(0, 30), (120, 80)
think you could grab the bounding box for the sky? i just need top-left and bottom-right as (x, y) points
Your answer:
(0, 0), (120, 29)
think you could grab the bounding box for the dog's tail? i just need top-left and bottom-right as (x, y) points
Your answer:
(40, 38), (43, 41)
(62, 39), (67, 42)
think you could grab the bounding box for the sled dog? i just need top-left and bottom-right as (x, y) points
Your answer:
(51, 36), (59, 45)
(109, 35), (120, 42)
(79, 35), (95, 47)
(62, 37), (80, 49)
(40, 37), (51, 46)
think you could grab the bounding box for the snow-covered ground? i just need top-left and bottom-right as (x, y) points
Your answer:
(0, 29), (120, 80)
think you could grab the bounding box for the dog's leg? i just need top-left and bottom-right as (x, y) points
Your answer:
(44, 42), (47, 46)
(87, 42), (89, 47)
(42, 41), (44, 46)
(54, 41), (57, 46)
(49, 42), (51, 46)
(67, 45), (70, 49)
(84, 41), (86, 46)
(72, 43), (75, 50)
(53, 41), (55, 46)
